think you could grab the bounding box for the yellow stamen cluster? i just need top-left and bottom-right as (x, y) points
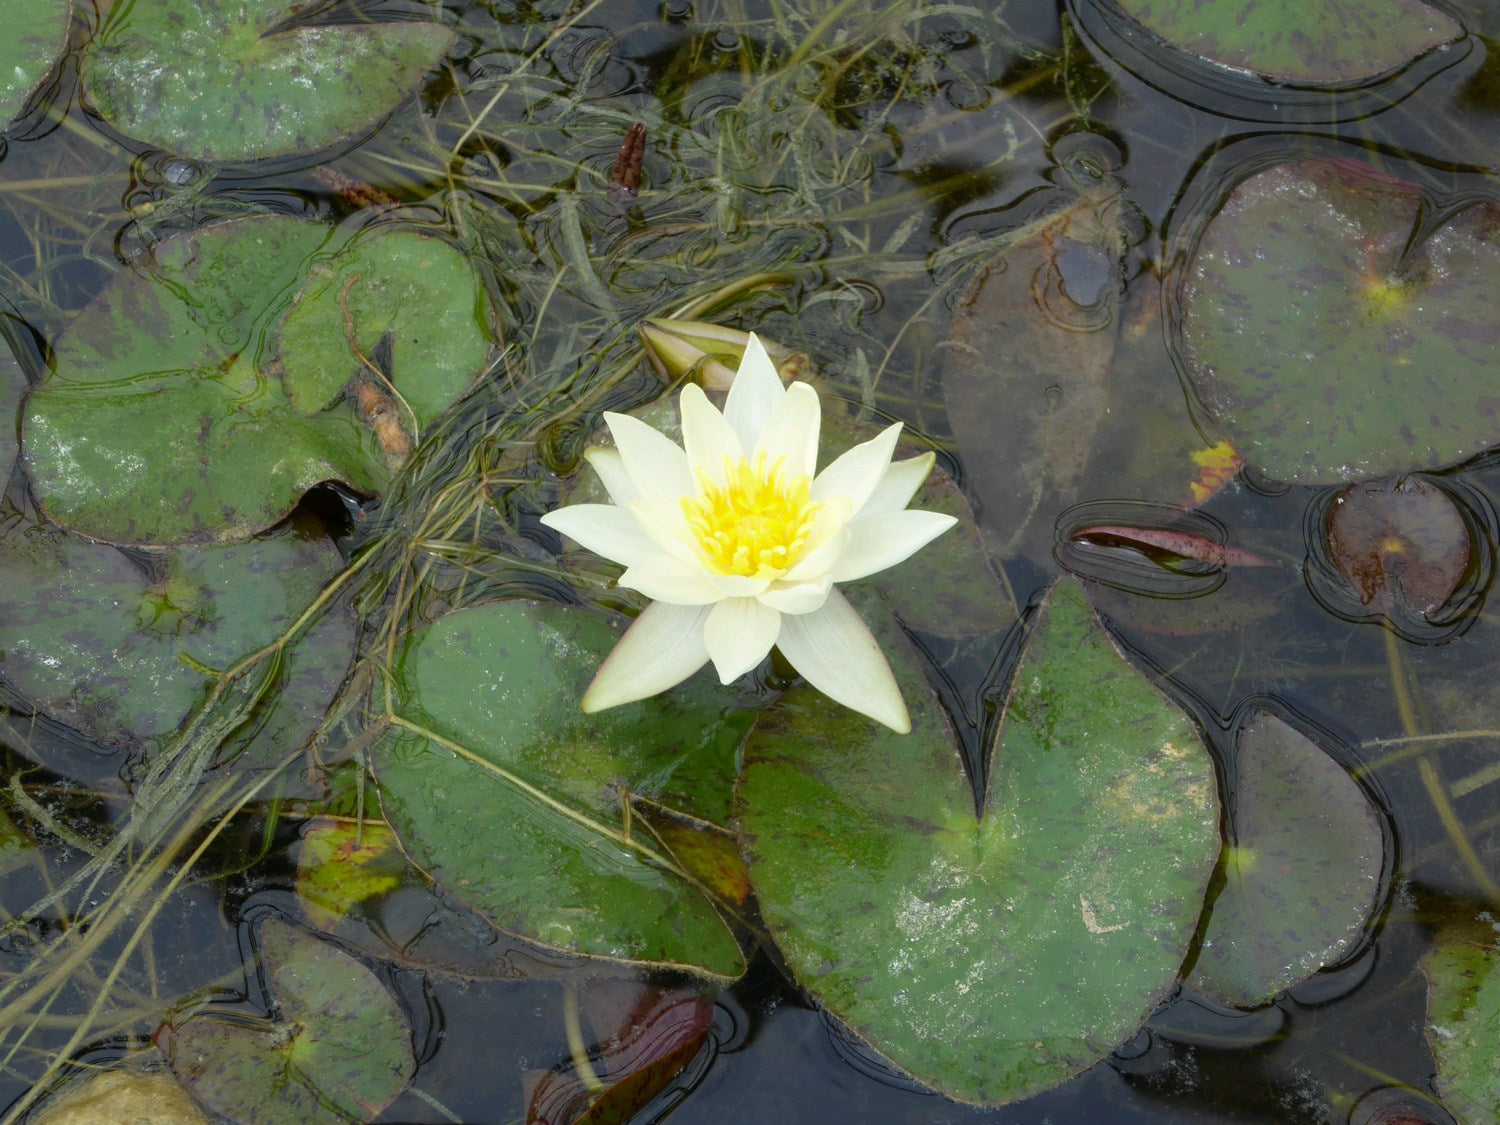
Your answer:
(682, 454), (820, 577)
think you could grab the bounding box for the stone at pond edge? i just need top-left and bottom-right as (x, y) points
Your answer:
(738, 578), (1220, 1104)
(32, 1066), (210, 1125)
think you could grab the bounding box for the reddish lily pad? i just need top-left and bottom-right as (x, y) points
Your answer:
(1179, 159), (1500, 485)
(158, 919), (415, 1125)
(1106, 0), (1460, 85)
(1327, 476), (1471, 616)
(82, 0), (454, 163)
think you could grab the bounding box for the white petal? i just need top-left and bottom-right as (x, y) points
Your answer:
(631, 496), (708, 568)
(776, 589), (910, 733)
(722, 333), (785, 454)
(618, 558), (724, 605)
(752, 382), (820, 480)
(581, 602), (711, 712)
(540, 504), (657, 567)
(831, 510), (959, 582)
(679, 383), (742, 489)
(780, 502), (851, 582)
(704, 569), (774, 599)
(811, 422), (903, 516)
(757, 576), (833, 615)
(704, 597), (781, 682)
(583, 447), (640, 506)
(861, 452), (935, 517)
(605, 411), (694, 499)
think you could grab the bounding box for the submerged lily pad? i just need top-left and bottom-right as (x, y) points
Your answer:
(1327, 476), (1471, 616)
(158, 918), (414, 1125)
(1179, 159), (1500, 485)
(0, 0), (70, 128)
(82, 0), (454, 163)
(278, 227), (494, 430)
(737, 580), (1220, 1104)
(0, 513), (354, 754)
(1423, 943), (1500, 1122)
(1188, 711), (1385, 1008)
(373, 601), (749, 979)
(1108, 0), (1460, 85)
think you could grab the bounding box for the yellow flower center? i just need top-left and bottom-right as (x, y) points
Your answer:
(682, 454), (821, 577)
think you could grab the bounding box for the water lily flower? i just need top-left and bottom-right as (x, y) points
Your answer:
(541, 333), (956, 732)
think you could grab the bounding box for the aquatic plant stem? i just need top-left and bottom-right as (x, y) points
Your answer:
(1382, 628), (1500, 906)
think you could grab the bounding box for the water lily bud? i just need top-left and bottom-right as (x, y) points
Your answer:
(638, 319), (811, 392)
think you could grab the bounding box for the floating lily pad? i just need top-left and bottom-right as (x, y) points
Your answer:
(23, 215), (490, 546)
(0, 0), (70, 128)
(1327, 476), (1471, 615)
(279, 226), (492, 434)
(1179, 159), (1500, 485)
(0, 513), (354, 754)
(1188, 711), (1385, 1008)
(737, 579), (1220, 1104)
(1423, 943), (1500, 1123)
(373, 601), (749, 978)
(1108, 0), (1460, 85)
(296, 819), (405, 932)
(158, 918), (414, 1125)
(82, 0), (454, 163)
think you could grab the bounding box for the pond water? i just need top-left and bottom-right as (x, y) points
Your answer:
(2, 0), (1500, 1122)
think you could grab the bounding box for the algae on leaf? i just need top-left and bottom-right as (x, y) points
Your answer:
(0, 0), (70, 129)
(82, 0), (454, 163)
(738, 580), (1220, 1105)
(1423, 942), (1500, 1123)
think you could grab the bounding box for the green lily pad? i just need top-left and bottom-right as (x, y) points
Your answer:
(737, 579), (1220, 1104)
(158, 918), (415, 1125)
(1423, 943), (1500, 1123)
(372, 601), (749, 979)
(1188, 711), (1385, 1008)
(82, 0), (454, 163)
(22, 215), (433, 545)
(278, 226), (494, 431)
(0, 0), (70, 128)
(1179, 159), (1500, 485)
(1109, 0), (1460, 85)
(0, 512), (355, 754)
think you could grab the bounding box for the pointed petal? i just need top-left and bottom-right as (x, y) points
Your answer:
(757, 576), (833, 615)
(618, 558), (724, 605)
(605, 411), (693, 499)
(811, 422), (903, 516)
(581, 602), (711, 712)
(722, 333), (785, 454)
(679, 383), (742, 489)
(752, 382), (820, 480)
(704, 597), (781, 682)
(776, 589), (910, 732)
(781, 502), (851, 582)
(704, 569), (774, 599)
(583, 447), (640, 506)
(861, 452), (936, 517)
(831, 510), (958, 582)
(631, 496), (708, 568)
(540, 503), (657, 567)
